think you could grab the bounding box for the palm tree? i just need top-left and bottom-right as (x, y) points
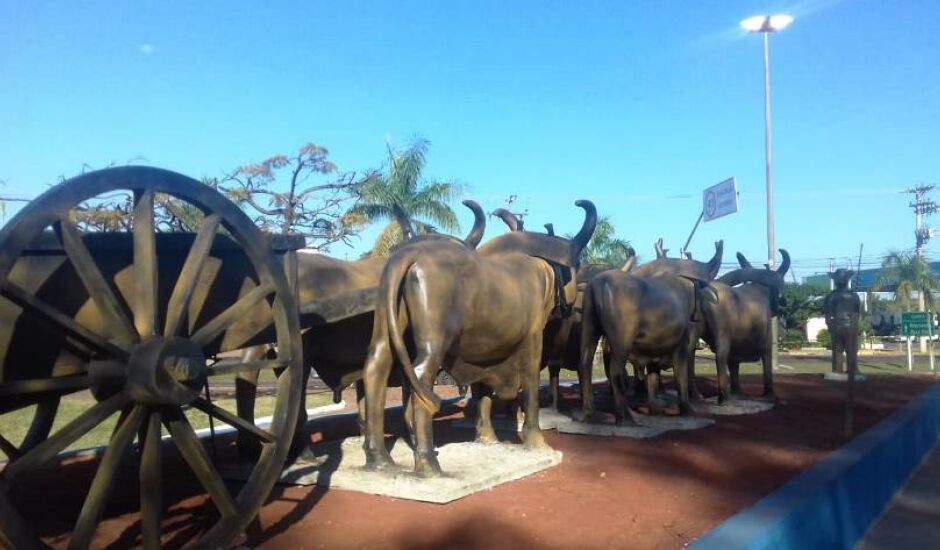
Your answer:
(874, 250), (940, 311)
(579, 216), (633, 266)
(351, 139), (462, 256)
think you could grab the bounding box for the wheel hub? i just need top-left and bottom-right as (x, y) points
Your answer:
(124, 337), (207, 406)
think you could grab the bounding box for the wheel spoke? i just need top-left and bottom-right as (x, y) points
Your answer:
(0, 433), (20, 460)
(0, 281), (129, 361)
(3, 393), (129, 483)
(207, 359), (287, 377)
(133, 190), (159, 338)
(55, 218), (137, 346)
(0, 376), (90, 397)
(164, 410), (238, 518)
(139, 410), (162, 550)
(191, 283), (274, 348)
(67, 404), (145, 550)
(189, 397), (276, 444)
(164, 214), (220, 337)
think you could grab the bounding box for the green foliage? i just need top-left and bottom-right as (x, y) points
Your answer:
(874, 250), (940, 310)
(816, 328), (831, 349)
(350, 138), (462, 256)
(778, 283), (825, 330)
(781, 329), (805, 350)
(576, 216), (633, 267)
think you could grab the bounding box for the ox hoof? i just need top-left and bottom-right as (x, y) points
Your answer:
(414, 454), (443, 478)
(678, 402), (694, 416)
(364, 452), (395, 471)
(760, 391), (777, 403)
(572, 409), (603, 424)
(648, 400), (666, 416)
(475, 431), (498, 445)
(614, 417), (638, 427)
(523, 431), (550, 450)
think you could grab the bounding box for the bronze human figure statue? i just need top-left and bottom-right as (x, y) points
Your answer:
(824, 269), (861, 376)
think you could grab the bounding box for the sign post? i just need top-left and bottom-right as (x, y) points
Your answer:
(901, 311), (934, 372)
(682, 177), (739, 256)
(703, 177), (739, 222)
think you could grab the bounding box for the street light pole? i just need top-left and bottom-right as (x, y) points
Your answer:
(741, 13), (792, 378)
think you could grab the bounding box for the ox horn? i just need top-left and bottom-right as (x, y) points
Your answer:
(620, 246), (637, 272)
(736, 252), (754, 269)
(544, 223), (555, 236)
(706, 240), (724, 279)
(571, 200), (598, 258)
(462, 200), (485, 248)
(655, 238), (667, 259)
(777, 249), (791, 275)
(492, 208), (522, 232)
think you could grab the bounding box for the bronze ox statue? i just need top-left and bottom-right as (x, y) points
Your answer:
(490, 209), (636, 411)
(361, 201), (597, 476)
(576, 242), (723, 422)
(699, 250), (790, 402)
(235, 201), (486, 453)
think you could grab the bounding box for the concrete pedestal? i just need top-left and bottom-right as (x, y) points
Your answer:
(265, 436), (563, 504)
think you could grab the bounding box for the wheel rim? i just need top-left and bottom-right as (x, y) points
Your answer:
(0, 166), (302, 549)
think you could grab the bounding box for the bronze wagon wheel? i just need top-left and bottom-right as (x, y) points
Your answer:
(0, 166), (303, 549)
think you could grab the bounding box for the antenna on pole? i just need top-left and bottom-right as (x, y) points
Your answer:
(501, 194), (528, 229)
(902, 185), (939, 259)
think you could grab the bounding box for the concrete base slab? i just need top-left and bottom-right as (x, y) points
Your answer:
(264, 436), (563, 504)
(557, 415), (714, 439)
(693, 397), (775, 416)
(825, 372), (867, 382)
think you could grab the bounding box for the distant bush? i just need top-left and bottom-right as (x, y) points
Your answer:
(781, 329), (805, 350)
(816, 328), (831, 349)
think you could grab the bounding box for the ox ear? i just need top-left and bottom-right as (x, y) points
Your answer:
(655, 238), (667, 259)
(703, 283), (719, 304)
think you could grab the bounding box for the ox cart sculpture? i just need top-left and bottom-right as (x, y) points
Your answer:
(0, 166), (309, 548)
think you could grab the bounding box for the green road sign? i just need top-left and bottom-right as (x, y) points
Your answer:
(902, 311), (935, 337)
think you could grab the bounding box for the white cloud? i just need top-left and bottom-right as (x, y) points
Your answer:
(138, 44), (155, 55)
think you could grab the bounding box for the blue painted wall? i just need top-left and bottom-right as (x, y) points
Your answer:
(691, 384), (940, 550)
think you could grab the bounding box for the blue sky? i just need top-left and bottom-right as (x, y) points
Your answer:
(2, 0), (938, 279)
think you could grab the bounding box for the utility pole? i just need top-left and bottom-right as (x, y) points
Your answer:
(902, 185), (938, 351)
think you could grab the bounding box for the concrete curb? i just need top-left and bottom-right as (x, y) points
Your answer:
(690, 383), (940, 550)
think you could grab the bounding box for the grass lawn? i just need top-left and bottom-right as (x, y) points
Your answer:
(543, 352), (940, 382)
(0, 385), (336, 456)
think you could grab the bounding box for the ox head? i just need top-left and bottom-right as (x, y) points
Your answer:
(719, 249), (791, 313)
(829, 268), (854, 290)
(481, 200), (598, 314)
(633, 240), (724, 281)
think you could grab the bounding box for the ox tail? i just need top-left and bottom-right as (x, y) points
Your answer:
(382, 253), (442, 414)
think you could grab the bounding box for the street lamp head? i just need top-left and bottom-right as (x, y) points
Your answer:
(740, 14), (794, 33)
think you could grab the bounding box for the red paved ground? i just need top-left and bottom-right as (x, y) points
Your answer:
(13, 374), (937, 549)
